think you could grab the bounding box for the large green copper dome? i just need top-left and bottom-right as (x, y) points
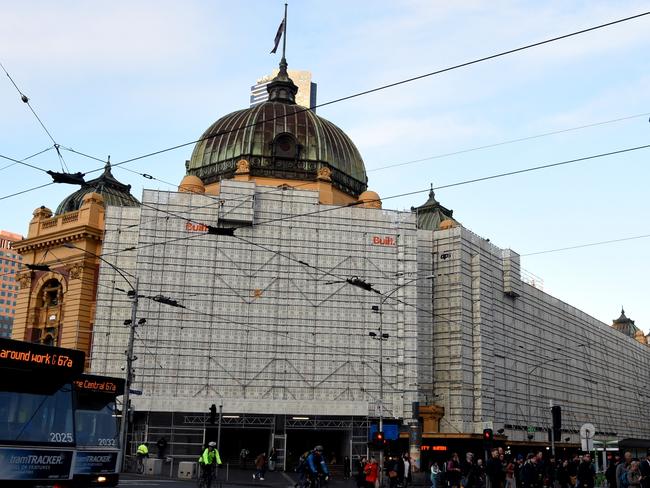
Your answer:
(186, 61), (368, 197)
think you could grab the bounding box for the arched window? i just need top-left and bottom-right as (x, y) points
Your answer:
(272, 133), (300, 160)
(37, 279), (62, 308)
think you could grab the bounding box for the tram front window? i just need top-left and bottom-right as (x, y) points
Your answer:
(74, 392), (120, 448)
(0, 384), (74, 444)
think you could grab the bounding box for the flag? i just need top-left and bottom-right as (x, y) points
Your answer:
(270, 18), (285, 54)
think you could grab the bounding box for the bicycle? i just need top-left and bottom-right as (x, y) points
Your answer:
(136, 453), (147, 474)
(306, 473), (329, 488)
(197, 463), (216, 488)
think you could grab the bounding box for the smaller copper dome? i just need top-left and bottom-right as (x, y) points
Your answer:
(56, 162), (139, 215)
(178, 175), (205, 194)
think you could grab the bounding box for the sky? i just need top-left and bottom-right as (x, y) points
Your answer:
(1, 0), (649, 332)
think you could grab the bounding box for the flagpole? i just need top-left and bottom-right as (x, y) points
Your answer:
(282, 3), (288, 60)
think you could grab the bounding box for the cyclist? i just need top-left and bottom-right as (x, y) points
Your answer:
(136, 442), (149, 473)
(306, 445), (330, 486)
(198, 441), (222, 488)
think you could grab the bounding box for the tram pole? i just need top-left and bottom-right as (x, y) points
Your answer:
(119, 277), (139, 472)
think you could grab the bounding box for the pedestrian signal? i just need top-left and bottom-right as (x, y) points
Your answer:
(483, 428), (493, 447)
(372, 431), (387, 449)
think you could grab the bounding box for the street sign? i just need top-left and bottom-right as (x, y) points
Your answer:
(129, 389), (143, 395)
(580, 423), (595, 451)
(527, 426), (535, 433)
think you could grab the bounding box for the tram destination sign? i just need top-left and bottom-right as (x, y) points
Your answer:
(74, 374), (125, 396)
(0, 337), (85, 376)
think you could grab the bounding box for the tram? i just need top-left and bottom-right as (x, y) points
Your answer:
(0, 337), (124, 487)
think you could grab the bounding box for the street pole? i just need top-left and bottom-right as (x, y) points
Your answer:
(217, 404), (223, 453)
(378, 305), (384, 486)
(119, 277), (139, 472)
(550, 401), (555, 457)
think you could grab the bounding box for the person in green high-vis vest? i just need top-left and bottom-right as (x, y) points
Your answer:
(198, 441), (222, 488)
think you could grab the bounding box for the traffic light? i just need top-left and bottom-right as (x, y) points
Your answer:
(551, 406), (561, 441)
(209, 404), (217, 425)
(483, 428), (493, 448)
(372, 431), (387, 450)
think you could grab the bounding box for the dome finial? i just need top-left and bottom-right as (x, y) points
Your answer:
(103, 155), (112, 175)
(267, 3), (298, 104)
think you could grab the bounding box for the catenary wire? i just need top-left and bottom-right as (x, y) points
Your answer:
(369, 111), (650, 172)
(0, 181), (56, 202)
(78, 11), (650, 177)
(0, 145), (55, 173)
(5, 11), (649, 201)
(0, 61), (69, 172)
(54, 106), (650, 240)
(96, 142), (650, 261)
(521, 233), (650, 256)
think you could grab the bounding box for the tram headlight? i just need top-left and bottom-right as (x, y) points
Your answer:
(97, 475), (107, 483)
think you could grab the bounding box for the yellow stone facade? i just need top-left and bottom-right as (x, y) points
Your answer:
(12, 193), (106, 366)
(179, 160), (381, 208)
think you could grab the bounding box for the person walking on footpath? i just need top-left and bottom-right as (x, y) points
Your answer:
(240, 447), (250, 469)
(625, 461), (643, 488)
(577, 453), (595, 488)
(639, 452), (650, 488)
(447, 453), (463, 488)
(253, 452), (267, 481)
(364, 457), (379, 488)
(617, 452), (634, 488)
(356, 457), (368, 488)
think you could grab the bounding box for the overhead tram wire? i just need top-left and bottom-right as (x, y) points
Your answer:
(4, 10), (649, 202)
(2, 10), (649, 205)
(96, 143), (650, 263)
(0, 61), (69, 172)
(0, 146), (55, 172)
(77, 10), (650, 178)
(369, 111), (650, 172)
(48, 105), (650, 240)
(521, 233), (650, 257)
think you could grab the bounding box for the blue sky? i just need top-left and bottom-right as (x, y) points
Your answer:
(1, 1), (649, 332)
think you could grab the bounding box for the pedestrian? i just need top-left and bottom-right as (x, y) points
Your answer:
(344, 456), (351, 480)
(364, 457), (379, 488)
(431, 462), (441, 488)
(462, 452), (476, 488)
(639, 452), (650, 488)
(447, 453), (463, 488)
(626, 461), (642, 488)
(521, 454), (538, 488)
(156, 437), (168, 459)
(617, 452), (634, 488)
(505, 456), (516, 488)
(402, 453), (413, 488)
(387, 456), (400, 488)
(295, 451), (310, 488)
(253, 452), (267, 481)
(476, 459), (486, 488)
(487, 448), (503, 488)
(567, 455), (579, 488)
(269, 447), (277, 472)
(577, 453), (595, 488)
(240, 448), (250, 469)
(606, 457), (620, 488)
(356, 457), (368, 488)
